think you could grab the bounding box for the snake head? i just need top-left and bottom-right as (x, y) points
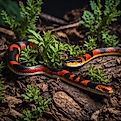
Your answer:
(64, 59), (82, 68)
(95, 85), (113, 94)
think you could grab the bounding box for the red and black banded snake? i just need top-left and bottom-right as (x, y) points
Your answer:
(7, 41), (121, 96)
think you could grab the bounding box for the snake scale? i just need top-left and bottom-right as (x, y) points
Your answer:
(7, 41), (121, 96)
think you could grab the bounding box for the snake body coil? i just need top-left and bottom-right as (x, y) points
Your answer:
(7, 41), (121, 96)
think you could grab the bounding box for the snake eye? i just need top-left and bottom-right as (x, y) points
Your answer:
(96, 85), (113, 93)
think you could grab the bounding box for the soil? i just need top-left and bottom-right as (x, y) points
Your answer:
(0, 1), (121, 121)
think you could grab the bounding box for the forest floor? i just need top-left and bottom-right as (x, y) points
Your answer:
(0, 7), (121, 121)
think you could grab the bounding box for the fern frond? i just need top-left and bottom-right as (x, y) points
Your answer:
(81, 10), (95, 28)
(1, 0), (43, 40)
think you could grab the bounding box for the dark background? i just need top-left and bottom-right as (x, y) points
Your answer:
(42, 0), (88, 18)
(0, 0), (121, 23)
(0, 0), (88, 24)
(42, 0), (121, 18)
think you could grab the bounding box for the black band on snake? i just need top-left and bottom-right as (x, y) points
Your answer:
(7, 41), (121, 96)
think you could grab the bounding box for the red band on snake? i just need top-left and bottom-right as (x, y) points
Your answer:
(7, 41), (121, 96)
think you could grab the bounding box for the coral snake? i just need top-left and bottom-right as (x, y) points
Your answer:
(7, 41), (121, 96)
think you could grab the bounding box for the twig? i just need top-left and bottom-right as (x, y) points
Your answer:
(40, 13), (67, 25)
(0, 27), (15, 37)
(51, 21), (81, 32)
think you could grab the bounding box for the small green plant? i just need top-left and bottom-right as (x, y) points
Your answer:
(101, 30), (119, 47)
(88, 66), (110, 83)
(81, 0), (121, 49)
(1, 0), (43, 39)
(28, 30), (83, 68)
(84, 36), (97, 51)
(20, 110), (33, 121)
(20, 46), (38, 66)
(20, 85), (50, 121)
(0, 0), (21, 24)
(21, 85), (41, 102)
